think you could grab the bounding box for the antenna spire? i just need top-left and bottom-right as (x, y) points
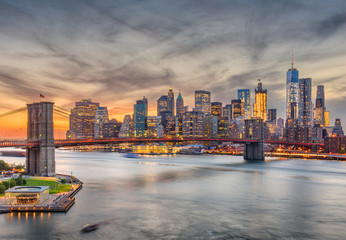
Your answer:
(291, 50), (294, 70)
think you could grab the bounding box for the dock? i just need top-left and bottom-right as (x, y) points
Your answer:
(0, 182), (83, 214)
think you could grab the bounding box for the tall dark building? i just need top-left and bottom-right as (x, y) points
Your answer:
(238, 89), (250, 119)
(167, 87), (174, 117)
(222, 104), (232, 122)
(211, 102), (222, 120)
(298, 78), (312, 127)
(176, 91), (185, 118)
(134, 97), (148, 137)
(157, 95), (168, 116)
(267, 109), (277, 123)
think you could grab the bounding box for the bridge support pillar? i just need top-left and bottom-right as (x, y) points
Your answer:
(26, 102), (55, 176)
(244, 118), (265, 161)
(244, 141), (264, 161)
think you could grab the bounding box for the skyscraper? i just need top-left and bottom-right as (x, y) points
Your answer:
(146, 116), (162, 137)
(314, 85), (325, 126)
(119, 115), (131, 138)
(332, 118), (344, 136)
(157, 95), (168, 116)
(94, 107), (109, 138)
(253, 80), (267, 121)
(222, 104), (232, 122)
(286, 54), (299, 119)
(211, 102), (222, 120)
(134, 97), (148, 137)
(167, 87), (174, 117)
(182, 111), (205, 137)
(69, 99), (100, 139)
(195, 90), (211, 115)
(238, 89), (250, 119)
(176, 91), (185, 118)
(298, 78), (312, 127)
(231, 99), (243, 119)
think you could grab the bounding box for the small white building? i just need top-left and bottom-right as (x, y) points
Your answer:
(5, 186), (49, 205)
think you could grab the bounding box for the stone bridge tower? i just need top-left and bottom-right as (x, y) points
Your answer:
(26, 102), (55, 176)
(244, 118), (265, 161)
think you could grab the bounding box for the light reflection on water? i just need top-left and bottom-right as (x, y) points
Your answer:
(1, 150), (346, 239)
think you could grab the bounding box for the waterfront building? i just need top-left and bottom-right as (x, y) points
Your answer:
(253, 80), (267, 121)
(332, 118), (344, 136)
(94, 107), (109, 139)
(314, 85), (326, 127)
(134, 97), (148, 137)
(324, 136), (346, 153)
(310, 124), (325, 143)
(68, 99), (99, 139)
(211, 102), (222, 121)
(103, 119), (122, 138)
(176, 91), (185, 118)
(238, 89), (251, 119)
(119, 115), (131, 138)
(231, 99), (244, 119)
(157, 95), (168, 116)
(146, 116), (162, 137)
(195, 90), (211, 115)
(286, 55), (299, 119)
(267, 109), (277, 123)
(5, 186), (49, 205)
(182, 111), (205, 137)
(167, 87), (175, 117)
(298, 78), (312, 127)
(285, 118), (309, 143)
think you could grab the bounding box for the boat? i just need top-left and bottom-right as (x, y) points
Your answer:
(124, 153), (140, 158)
(80, 224), (99, 233)
(177, 148), (203, 155)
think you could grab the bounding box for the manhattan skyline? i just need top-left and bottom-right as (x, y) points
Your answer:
(0, 0), (345, 125)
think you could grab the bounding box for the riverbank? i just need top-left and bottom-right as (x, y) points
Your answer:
(203, 150), (346, 160)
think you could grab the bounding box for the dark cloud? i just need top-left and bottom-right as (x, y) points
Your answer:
(0, 0), (345, 125)
(313, 13), (346, 37)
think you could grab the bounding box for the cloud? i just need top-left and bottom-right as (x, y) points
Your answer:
(0, 0), (345, 126)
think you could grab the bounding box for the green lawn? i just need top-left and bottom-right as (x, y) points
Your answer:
(25, 178), (72, 194)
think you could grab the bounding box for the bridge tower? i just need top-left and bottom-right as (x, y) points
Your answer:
(244, 118), (265, 161)
(26, 102), (55, 176)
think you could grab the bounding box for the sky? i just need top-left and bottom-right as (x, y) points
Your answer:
(0, 0), (345, 129)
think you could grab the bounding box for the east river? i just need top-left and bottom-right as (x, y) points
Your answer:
(1, 150), (346, 240)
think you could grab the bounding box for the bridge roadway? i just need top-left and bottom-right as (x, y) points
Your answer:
(0, 137), (323, 148)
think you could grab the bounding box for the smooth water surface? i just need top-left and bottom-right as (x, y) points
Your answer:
(1, 150), (346, 239)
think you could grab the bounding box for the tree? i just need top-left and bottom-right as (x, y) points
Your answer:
(0, 184), (6, 194)
(2, 179), (16, 189)
(60, 179), (66, 184)
(15, 176), (24, 185)
(0, 160), (11, 171)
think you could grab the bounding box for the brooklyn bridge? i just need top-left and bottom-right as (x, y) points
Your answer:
(0, 102), (323, 176)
